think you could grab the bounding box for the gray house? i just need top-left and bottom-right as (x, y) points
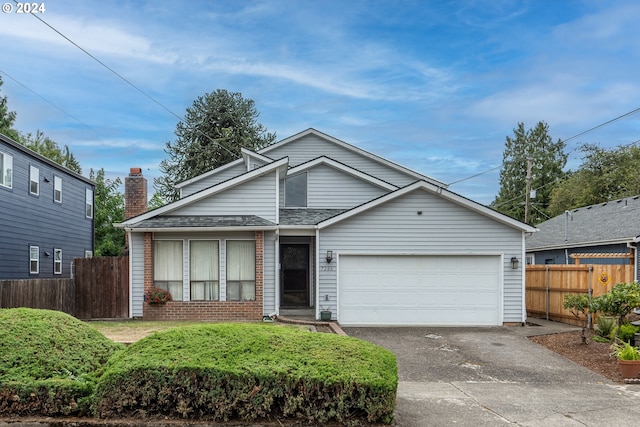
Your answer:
(526, 196), (640, 281)
(118, 129), (536, 326)
(0, 133), (95, 279)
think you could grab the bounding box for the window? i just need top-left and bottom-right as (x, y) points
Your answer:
(154, 240), (183, 301)
(284, 172), (307, 207)
(85, 188), (93, 218)
(226, 240), (256, 301)
(85, 250), (93, 258)
(29, 246), (39, 274)
(54, 176), (62, 203)
(190, 240), (219, 301)
(30, 165), (39, 195)
(0, 152), (12, 188)
(54, 249), (62, 274)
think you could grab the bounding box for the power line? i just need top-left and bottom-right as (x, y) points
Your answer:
(0, 68), (104, 139)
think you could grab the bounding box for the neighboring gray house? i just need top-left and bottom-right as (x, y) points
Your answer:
(0, 133), (95, 279)
(117, 129), (536, 326)
(526, 196), (640, 281)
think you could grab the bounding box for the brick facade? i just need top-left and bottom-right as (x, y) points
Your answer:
(143, 231), (264, 321)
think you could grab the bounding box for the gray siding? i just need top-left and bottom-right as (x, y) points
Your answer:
(280, 164), (390, 209)
(0, 138), (94, 279)
(263, 231), (276, 315)
(130, 232), (145, 317)
(180, 162), (247, 197)
(318, 190), (524, 322)
(264, 133), (417, 187)
(172, 173), (278, 222)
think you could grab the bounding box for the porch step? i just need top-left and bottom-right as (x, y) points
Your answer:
(279, 308), (315, 318)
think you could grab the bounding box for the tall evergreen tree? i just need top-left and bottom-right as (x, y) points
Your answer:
(492, 121), (567, 224)
(154, 89), (276, 202)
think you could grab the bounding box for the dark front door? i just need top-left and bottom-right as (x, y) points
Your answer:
(280, 244), (310, 307)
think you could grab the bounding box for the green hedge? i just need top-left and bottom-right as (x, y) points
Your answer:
(0, 308), (125, 416)
(92, 323), (397, 424)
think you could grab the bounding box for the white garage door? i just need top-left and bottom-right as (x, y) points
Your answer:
(338, 255), (501, 326)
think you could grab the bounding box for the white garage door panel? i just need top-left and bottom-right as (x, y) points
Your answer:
(338, 255), (501, 326)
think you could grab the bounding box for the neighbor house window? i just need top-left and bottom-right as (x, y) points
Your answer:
(85, 188), (93, 218)
(154, 240), (183, 301)
(54, 176), (62, 203)
(54, 249), (62, 274)
(226, 240), (256, 301)
(29, 246), (39, 274)
(0, 152), (12, 188)
(30, 165), (39, 195)
(190, 240), (219, 301)
(284, 172), (307, 207)
(85, 250), (93, 258)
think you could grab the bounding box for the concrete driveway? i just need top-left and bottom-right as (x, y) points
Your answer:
(344, 320), (640, 426)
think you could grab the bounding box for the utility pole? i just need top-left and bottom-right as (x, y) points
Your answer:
(524, 158), (532, 224)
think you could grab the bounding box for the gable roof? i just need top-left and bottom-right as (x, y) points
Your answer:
(287, 156), (397, 191)
(260, 128), (447, 187)
(526, 196), (640, 251)
(318, 180), (537, 232)
(117, 157), (289, 227)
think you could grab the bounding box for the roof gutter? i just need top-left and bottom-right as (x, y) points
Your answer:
(528, 237), (639, 252)
(122, 226), (279, 233)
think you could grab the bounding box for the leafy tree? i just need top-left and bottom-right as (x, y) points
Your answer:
(18, 130), (82, 173)
(492, 121), (567, 224)
(90, 168), (125, 256)
(0, 76), (20, 140)
(548, 143), (640, 215)
(154, 89), (276, 202)
(591, 282), (640, 336)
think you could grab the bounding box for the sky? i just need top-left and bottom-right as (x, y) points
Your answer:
(1, 0), (639, 205)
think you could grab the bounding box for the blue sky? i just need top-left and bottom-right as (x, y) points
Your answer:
(1, 0), (639, 205)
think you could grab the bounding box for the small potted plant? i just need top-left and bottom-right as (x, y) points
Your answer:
(320, 307), (332, 321)
(611, 340), (640, 379)
(144, 286), (173, 305)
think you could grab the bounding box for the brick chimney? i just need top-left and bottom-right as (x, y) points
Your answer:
(124, 167), (147, 219)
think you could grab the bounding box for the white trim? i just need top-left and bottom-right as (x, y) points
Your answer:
(126, 226), (278, 233)
(127, 230), (133, 319)
(241, 148), (274, 171)
(118, 158), (289, 226)
(260, 128), (447, 187)
(288, 156), (397, 191)
(29, 245), (39, 274)
(318, 180), (538, 233)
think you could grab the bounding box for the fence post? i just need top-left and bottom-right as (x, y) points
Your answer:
(587, 265), (593, 329)
(545, 265), (550, 320)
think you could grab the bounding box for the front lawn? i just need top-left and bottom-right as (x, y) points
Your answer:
(0, 310), (397, 425)
(92, 323), (398, 424)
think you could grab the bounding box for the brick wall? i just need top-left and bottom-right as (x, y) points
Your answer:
(143, 231), (264, 321)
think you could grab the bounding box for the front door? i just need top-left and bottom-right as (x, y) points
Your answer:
(280, 243), (310, 307)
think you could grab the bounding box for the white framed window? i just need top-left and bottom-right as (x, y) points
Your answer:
(54, 249), (62, 274)
(29, 246), (39, 274)
(85, 250), (93, 258)
(85, 188), (93, 218)
(0, 152), (12, 188)
(190, 240), (219, 301)
(284, 172), (307, 207)
(226, 240), (256, 301)
(30, 165), (39, 195)
(153, 240), (183, 301)
(54, 176), (62, 203)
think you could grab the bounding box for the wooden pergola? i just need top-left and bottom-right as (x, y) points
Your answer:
(569, 252), (635, 265)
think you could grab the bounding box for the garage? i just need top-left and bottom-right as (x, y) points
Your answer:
(338, 254), (502, 326)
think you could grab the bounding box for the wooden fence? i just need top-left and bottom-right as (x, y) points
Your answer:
(0, 256), (129, 320)
(0, 278), (75, 314)
(526, 264), (636, 326)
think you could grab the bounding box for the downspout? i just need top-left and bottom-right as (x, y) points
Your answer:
(274, 229), (280, 316)
(315, 227), (321, 321)
(126, 229), (134, 319)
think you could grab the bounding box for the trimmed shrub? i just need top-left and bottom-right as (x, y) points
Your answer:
(618, 323), (640, 344)
(0, 308), (125, 416)
(92, 323), (397, 424)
